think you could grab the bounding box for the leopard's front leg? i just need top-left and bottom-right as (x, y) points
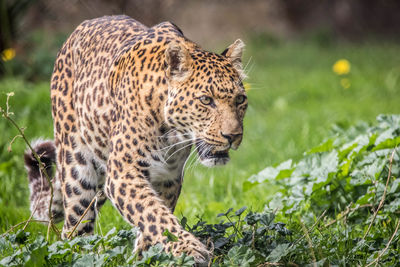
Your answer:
(105, 132), (211, 265)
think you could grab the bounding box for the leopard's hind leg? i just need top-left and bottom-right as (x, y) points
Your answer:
(24, 139), (64, 223)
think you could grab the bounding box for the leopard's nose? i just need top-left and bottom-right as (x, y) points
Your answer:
(221, 132), (243, 149)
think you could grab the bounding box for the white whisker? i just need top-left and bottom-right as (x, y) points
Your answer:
(182, 146), (198, 176)
(164, 141), (195, 162)
(242, 56), (252, 74)
(153, 138), (193, 152)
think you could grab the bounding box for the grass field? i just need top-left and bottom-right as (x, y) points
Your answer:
(1, 38), (399, 239)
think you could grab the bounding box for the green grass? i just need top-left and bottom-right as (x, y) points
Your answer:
(0, 39), (399, 237)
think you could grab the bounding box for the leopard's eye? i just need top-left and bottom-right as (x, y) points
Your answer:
(235, 95), (246, 105)
(199, 96), (213, 105)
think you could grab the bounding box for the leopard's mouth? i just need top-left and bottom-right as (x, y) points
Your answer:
(195, 139), (230, 167)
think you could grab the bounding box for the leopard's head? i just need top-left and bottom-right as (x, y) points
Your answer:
(164, 39), (248, 167)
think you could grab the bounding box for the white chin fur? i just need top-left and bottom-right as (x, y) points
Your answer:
(200, 157), (230, 167)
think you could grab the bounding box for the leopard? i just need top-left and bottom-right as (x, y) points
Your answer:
(24, 15), (247, 265)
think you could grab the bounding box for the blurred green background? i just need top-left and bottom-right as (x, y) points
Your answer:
(0, 0), (399, 235)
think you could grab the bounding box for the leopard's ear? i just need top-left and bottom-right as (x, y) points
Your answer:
(221, 39), (246, 80)
(165, 41), (192, 82)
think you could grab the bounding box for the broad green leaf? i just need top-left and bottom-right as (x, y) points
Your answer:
(275, 168), (294, 180)
(307, 139), (334, 154)
(249, 160), (292, 183)
(386, 198), (400, 213)
(72, 254), (95, 266)
(373, 136), (400, 151)
(389, 178), (400, 194)
(259, 212), (275, 227)
(235, 206), (247, 216)
(25, 236), (47, 267)
(338, 142), (358, 161)
(339, 160), (351, 177)
(348, 134), (371, 158)
(350, 157), (386, 185)
(266, 243), (291, 262)
(225, 245), (255, 267)
(356, 193), (374, 205)
(295, 151), (338, 189)
(374, 129), (394, 146)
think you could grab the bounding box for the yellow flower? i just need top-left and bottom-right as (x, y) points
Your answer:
(243, 82), (251, 91)
(1, 48), (16, 62)
(332, 59), (350, 75)
(340, 78), (351, 89)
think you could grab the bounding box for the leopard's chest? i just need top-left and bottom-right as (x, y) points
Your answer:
(147, 131), (193, 184)
(148, 144), (192, 184)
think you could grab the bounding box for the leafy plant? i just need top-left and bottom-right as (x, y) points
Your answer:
(246, 114), (400, 265)
(0, 227), (197, 267)
(185, 206), (292, 265)
(0, 207), (295, 267)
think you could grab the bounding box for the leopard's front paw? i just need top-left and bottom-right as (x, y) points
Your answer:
(168, 231), (211, 267)
(135, 229), (211, 266)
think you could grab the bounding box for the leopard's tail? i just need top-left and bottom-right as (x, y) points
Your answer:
(24, 139), (64, 223)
